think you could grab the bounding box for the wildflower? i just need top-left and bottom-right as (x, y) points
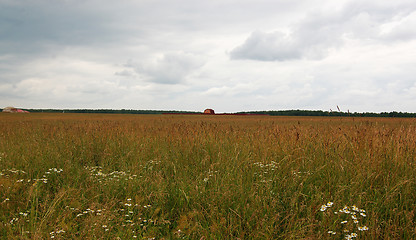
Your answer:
(358, 226), (369, 231)
(10, 217), (19, 224)
(19, 212), (28, 217)
(328, 230), (336, 235)
(321, 202), (369, 239)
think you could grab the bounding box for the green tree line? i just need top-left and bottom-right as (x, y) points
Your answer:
(237, 110), (416, 117)
(26, 109), (200, 114)
(23, 109), (416, 117)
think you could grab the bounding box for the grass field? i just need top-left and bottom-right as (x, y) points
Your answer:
(0, 113), (415, 239)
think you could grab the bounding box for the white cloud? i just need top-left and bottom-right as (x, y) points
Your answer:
(380, 11), (416, 41)
(132, 52), (205, 84)
(203, 83), (257, 97)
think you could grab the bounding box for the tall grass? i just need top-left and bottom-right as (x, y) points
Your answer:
(0, 113), (415, 239)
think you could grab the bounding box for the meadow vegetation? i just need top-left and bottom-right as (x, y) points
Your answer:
(0, 113), (415, 239)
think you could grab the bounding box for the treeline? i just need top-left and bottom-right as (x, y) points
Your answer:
(25, 109), (416, 117)
(237, 110), (416, 118)
(27, 109), (200, 114)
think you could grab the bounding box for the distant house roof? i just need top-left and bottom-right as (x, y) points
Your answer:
(204, 109), (215, 114)
(2, 107), (29, 113)
(2, 107), (17, 113)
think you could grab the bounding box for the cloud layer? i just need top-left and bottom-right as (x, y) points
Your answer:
(1, 0), (416, 112)
(230, 1), (416, 61)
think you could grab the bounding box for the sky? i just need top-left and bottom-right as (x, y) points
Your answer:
(1, 0), (416, 113)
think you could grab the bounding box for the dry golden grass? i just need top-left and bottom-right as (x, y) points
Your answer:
(0, 113), (415, 239)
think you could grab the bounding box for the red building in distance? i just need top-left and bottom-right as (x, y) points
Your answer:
(203, 109), (215, 114)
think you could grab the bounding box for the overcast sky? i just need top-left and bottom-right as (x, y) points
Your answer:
(1, 0), (416, 113)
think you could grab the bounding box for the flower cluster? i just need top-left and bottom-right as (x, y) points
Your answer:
(292, 170), (312, 177)
(203, 169), (218, 183)
(45, 168), (63, 174)
(0, 168), (27, 177)
(66, 198), (154, 237)
(50, 229), (65, 239)
(253, 161), (278, 183)
(320, 201), (334, 211)
(253, 161), (278, 170)
(118, 198), (154, 227)
(85, 166), (137, 183)
(2, 164), (165, 239)
(2, 167), (63, 184)
(7, 210), (31, 226)
(143, 160), (161, 171)
(320, 202), (369, 239)
(34, 168), (63, 184)
(73, 207), (106, 218)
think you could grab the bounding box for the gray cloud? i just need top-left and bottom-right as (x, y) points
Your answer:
(229, 21), (344, 61)
(230, 1), (416, 61)
(132, 52), (205, 84)
(0, 1), (117, 54)
(230, 31), (302, 61)
(1, 0), (416, 112)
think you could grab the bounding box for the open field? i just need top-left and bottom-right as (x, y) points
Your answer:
(1, 113), (415, 239)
